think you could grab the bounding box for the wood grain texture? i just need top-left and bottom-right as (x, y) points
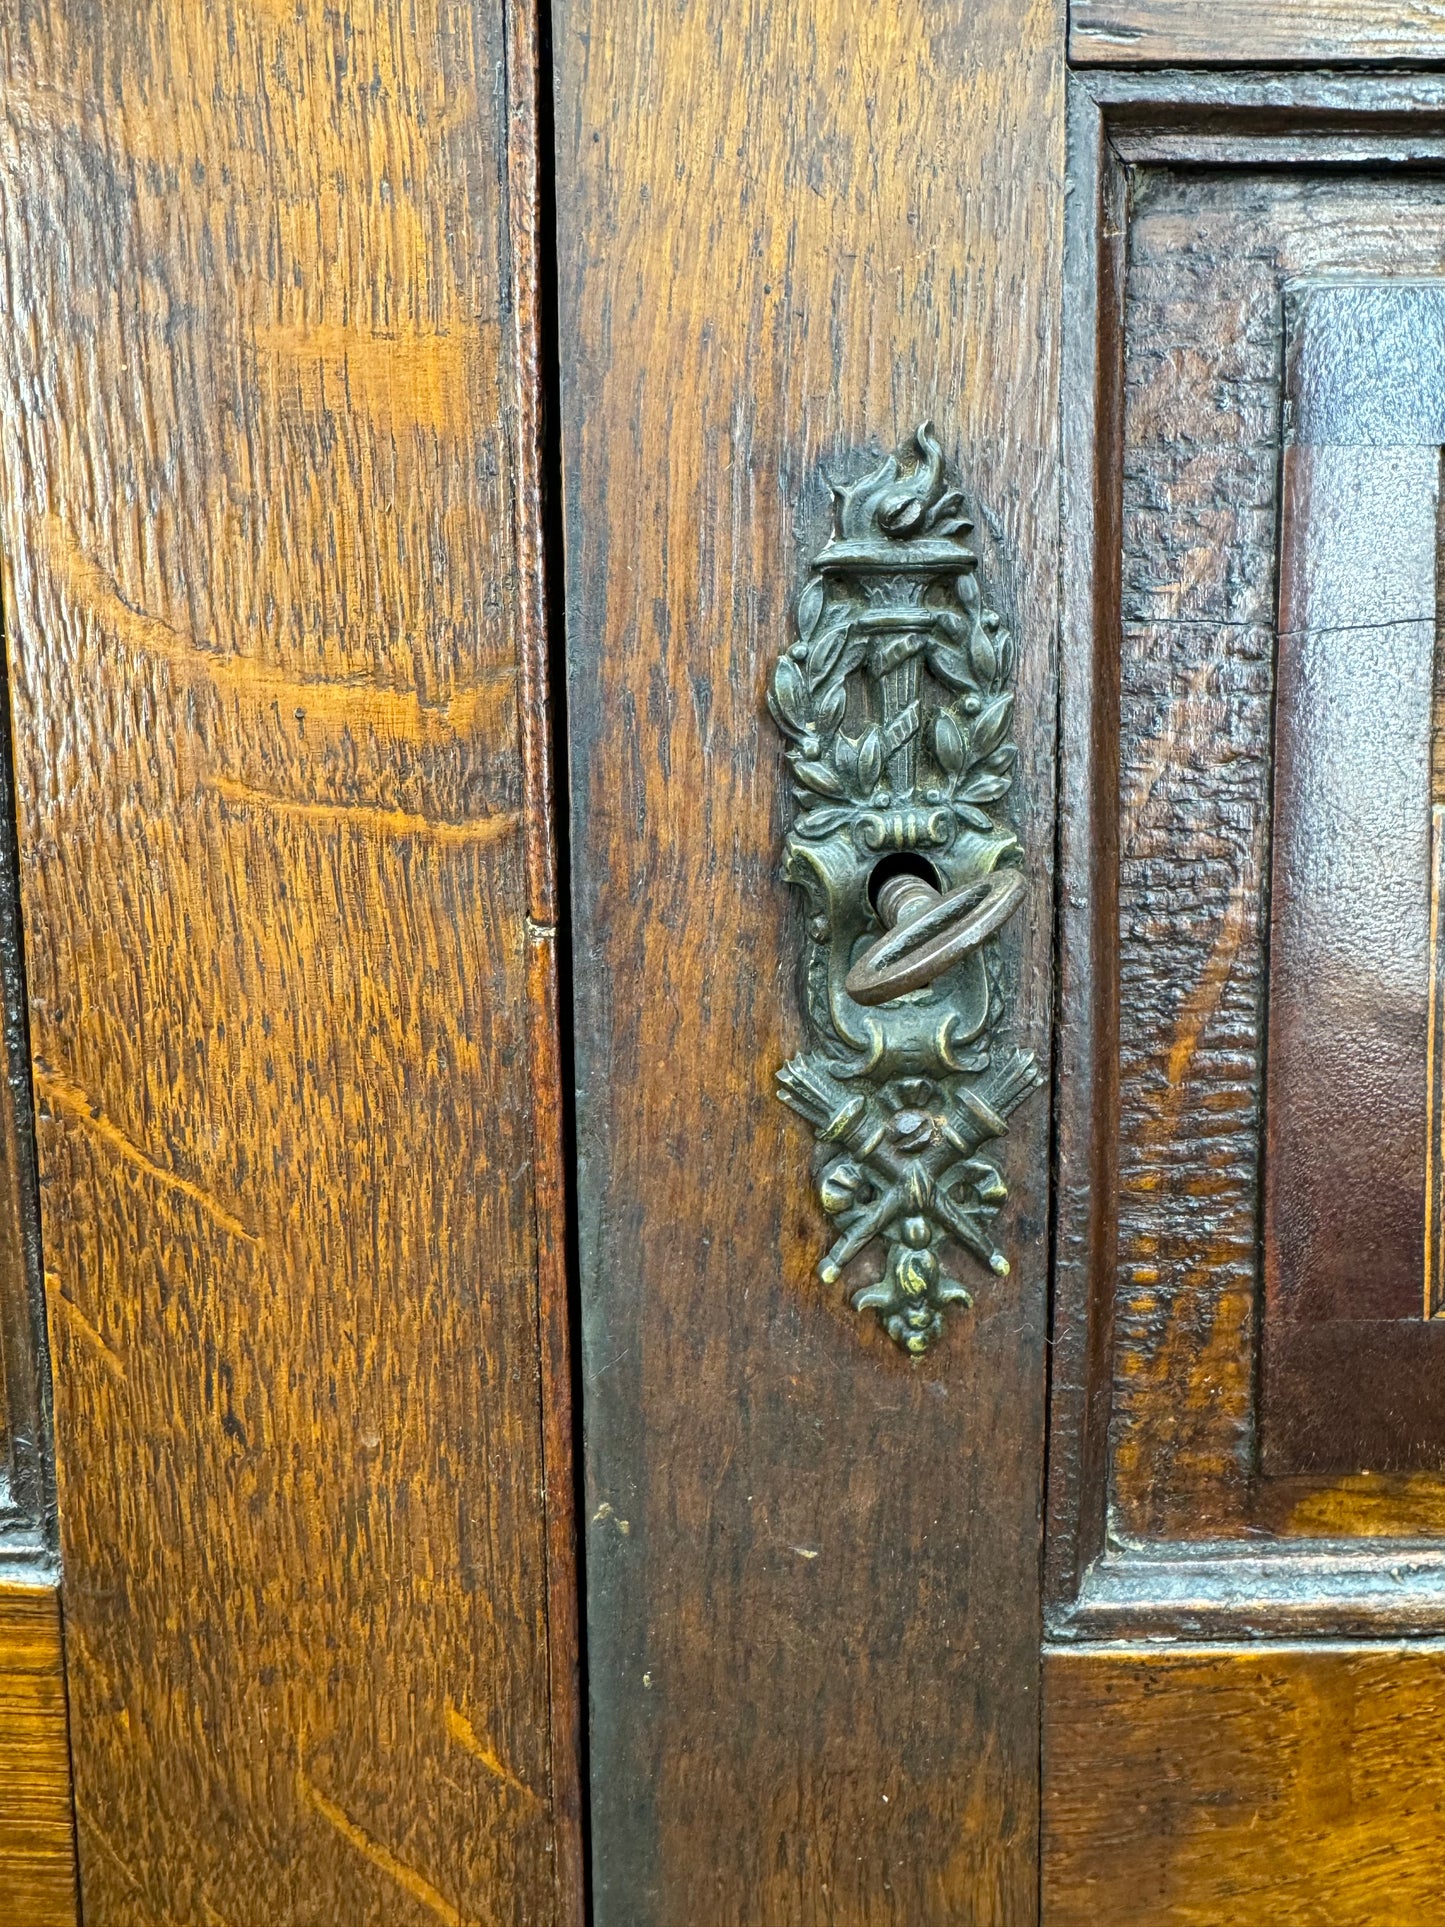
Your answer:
(0, 4), (579, 1923)
(1111, 161), (1286, 1545)
(1047, 77), (1126, 1615)
(1044, 1641), (1445, 1927)
(1264, 283), (1445, 1472)
(1070, 0), (1445, 65)
(0, 1587), (77, 1926)
(1110, 164), (1445, 1546)
(1051, 80), (1445, 1647)
(555, 3), (1064, 1922)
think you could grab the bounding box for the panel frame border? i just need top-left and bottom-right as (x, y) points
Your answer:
(1070, 0), (1445, 71)
(1049, 67), (1445, 1643)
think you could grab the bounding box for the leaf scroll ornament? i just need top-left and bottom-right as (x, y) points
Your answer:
(770, 423), (1042, 1355)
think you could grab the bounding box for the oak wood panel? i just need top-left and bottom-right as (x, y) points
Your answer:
(1070, 0), (1445, 66)
(0, 1587), (77, 1927)
(556, 2), (1064, 1922)
(1110, 162), (1291, 1546)
(1048, 79), (1127, 1614)
(1050, 78), (1445, 1644)
(1108, 166), (1445, 1546)
(1264, 281), (1445, 1473)
(1044, 1642), (1445, 1927)
(0, 4), (579, 1923)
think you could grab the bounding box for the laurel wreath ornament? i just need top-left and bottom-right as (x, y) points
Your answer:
(771, 423), (1041, 1354)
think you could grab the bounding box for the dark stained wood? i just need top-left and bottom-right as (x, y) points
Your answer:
(0, 1587), (77, 1927)
(0, 3), (580, 1922)
(1052, 78), (1445, 1636)
(0, 650), (53, 1562)
(1044, 1641), (1445, 1927)
(555, 1), (1065, 1921)
(1107, 157), (1293, 1547)
(1070, 0), (1445, 66)
(1047, 76), (1127, 1615)
(1047, 68), (1445, 1927)
(1264, 280), (1445, 1473)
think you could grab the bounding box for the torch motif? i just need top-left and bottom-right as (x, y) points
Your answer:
(770, 423), (1041, 1354)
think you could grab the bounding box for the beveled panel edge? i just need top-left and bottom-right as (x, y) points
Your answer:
(1050, 1544), (1445, 1642)
(1046, 74), (1124, 1614)
(0, 1539), (57, 1588)
(1076, 62), (1445, 133)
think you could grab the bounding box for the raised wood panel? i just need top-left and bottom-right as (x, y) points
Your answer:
(0, 1587), (77, 1927)
(1070, 0), (1445, 65)
(556, 2), (1064, 1922)
(0, 4), (579, 1923)
(1109, 165), (1445, 1539)
(1044, 1642), (1445, 1927)
(1051, 80), (1445, 1637)
(1264, 280), (1445, 1474)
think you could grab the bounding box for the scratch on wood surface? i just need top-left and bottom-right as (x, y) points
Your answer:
(297, 1767), (464, 1927)
(444, 1701), (537, 1800)
(45, 1271), (125, 1381)
(34, 1068), (260, 1246)
(41, 512), (516, 744)
(206, 774), (522, 848)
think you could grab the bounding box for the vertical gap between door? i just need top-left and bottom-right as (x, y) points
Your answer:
(503, 0), (592, 1913)
(535, 0), (592, 1912)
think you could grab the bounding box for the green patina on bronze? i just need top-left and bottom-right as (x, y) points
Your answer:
(771, 423), (1041, 1354)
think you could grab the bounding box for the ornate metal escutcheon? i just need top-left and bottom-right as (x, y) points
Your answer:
(770, 423), (1042, 1354)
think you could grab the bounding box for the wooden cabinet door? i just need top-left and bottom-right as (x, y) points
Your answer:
(1043, 40), (1445, 1927)
(554, 3), (1063, 1923)
(556, 6), (1445, 1927)
(12, 4), (1445, 1925)
(0, 3), (581, 1924)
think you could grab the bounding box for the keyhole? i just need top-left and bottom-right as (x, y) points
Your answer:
(867, 852), (942, 928)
